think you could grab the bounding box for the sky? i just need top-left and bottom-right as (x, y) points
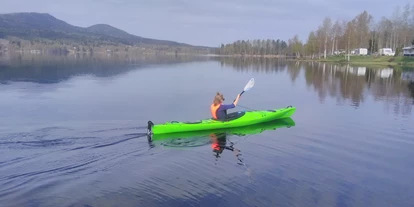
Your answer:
(0, 0), (412, 47)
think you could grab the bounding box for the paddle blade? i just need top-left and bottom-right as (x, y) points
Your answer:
(243, 78), (255, 92)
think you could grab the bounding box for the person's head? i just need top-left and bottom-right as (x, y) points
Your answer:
(213, 92), (225, 106)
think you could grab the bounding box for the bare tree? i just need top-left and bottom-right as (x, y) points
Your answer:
(320, 17), (332, 59)
(305, 31), (318, 58)
(344, 20), (357, 60)
(331, 20), (342, 55)
(288, 34), (303, 58)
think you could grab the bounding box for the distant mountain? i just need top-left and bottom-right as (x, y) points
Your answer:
(0, 12), (210, 50)
(86, 24), (136, 41)
(85, 24), (190, 47)
(0, 13), (87, 41)
(0, 12), (81, 32)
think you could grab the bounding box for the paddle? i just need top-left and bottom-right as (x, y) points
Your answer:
(234, 78), (255, 102)
(241, 78), (255, 96)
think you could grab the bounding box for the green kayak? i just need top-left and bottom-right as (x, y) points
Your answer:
(150, 117), (296, 141)
(147, 105), (296, 135)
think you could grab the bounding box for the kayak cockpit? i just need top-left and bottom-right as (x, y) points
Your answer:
(211, 111), (246, 122)
(181, 111), (246, 124)
(182, 121), (203, 124)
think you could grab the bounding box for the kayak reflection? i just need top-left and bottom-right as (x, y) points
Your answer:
(147, 118), (295, 181)
(209, 132), (254, 182)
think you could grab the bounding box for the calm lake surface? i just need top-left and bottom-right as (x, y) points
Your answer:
(1, 54), (414, 207)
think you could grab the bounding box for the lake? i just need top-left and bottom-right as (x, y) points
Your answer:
(1, 54), (414, 207)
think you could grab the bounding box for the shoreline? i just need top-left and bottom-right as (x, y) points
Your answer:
(203, 54), (414, 69)
(312, 55), (414, 68)
(2, 51), (414, 69)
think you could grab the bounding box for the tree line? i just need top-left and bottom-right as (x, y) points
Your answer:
(215, 39), (288, 56)
(0, 37), (213, 56)
(217, 3), (414, 58)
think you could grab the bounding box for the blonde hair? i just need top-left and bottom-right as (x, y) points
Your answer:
(213, 92), (224, 106)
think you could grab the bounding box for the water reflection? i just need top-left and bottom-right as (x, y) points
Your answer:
(409, 81), (414, 100)
(1, 54), (413, 206)
(0, 53), (210, 84)
(147, 118), (295, 184)
(2, 54), (413, 116)
(209, 133), (254, 183)
(213, 56), (290, 74)
(403, 71), (414, 100)
(304, 64), (413, 115)
(213, 57), (414, 115)
(148, 118), (295, 156)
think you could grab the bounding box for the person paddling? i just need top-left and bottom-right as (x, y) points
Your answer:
(210, 92), (240, 121)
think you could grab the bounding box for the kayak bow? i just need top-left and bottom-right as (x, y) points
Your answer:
(147, 105), (296, 135)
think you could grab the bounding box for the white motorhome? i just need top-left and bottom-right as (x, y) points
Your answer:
(379, 48), (395, 56)
(354, 48), (368, 55)
(402, 46), (414, 56)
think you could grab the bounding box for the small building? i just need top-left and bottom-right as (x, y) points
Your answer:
(402, 46), (414, 56)
(30, 49), (41, 54)
(354, 48), (368, 55)
(379, 48), (395, 56)
(333, 49), (346, 55)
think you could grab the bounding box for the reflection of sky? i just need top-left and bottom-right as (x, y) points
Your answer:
(1, 58), (414, 207)
(1, 61), (243, 130)
(1, 59), (412, 133)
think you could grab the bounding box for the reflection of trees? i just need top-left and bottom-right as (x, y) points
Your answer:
(0, 53), (210, 84)
(212, 56), (291, 74)
(409, 82), (414, 100)
(214, 57), (413, 115)
(287, 61), (302, 83)
(305, 64), (367, 107)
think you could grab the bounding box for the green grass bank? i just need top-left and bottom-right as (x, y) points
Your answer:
(316, 55), (414, 68)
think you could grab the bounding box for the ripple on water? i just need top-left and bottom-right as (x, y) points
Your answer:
(0, 125), (149, 206)
(284, 126), (411, 174)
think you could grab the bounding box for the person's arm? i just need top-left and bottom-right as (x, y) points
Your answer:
(220, 103), (235, 110)
(220, 94), (241, 111)
(233, 94), (241, 106)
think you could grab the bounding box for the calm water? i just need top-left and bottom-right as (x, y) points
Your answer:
(1, 54), (414, 207)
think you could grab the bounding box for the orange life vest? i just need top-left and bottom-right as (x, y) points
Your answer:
(210, 103), (220, 119)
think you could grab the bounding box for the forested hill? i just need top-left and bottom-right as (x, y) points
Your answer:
(85, 24), (194, 47)
(0, 12), (213, 54)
